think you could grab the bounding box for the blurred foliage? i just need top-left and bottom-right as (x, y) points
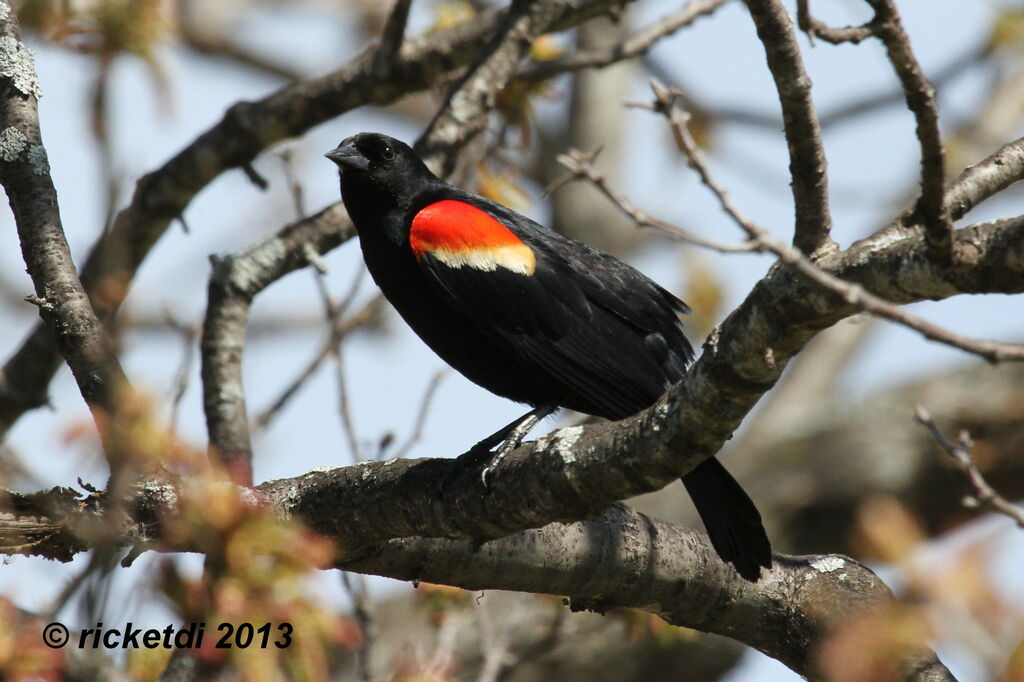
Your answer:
(474, 162), (529, 212)
(818, 602), (932, 682)
(17, 0), (168, 69)
(842, 494), (1024, 681)
(154, 440), (360, 680)
(612, 607), (698, 647)
(413, 582), (471, 628)
(495, 35), (562, 146)
(0, 598), (64, 681)
(852, 495), (926, 564)
(989, 8), (1024, 54)
(679, 253), (723, 339)
(50, 387), (361, 681)
(430, 0), (476, 33)
(1000, 638), (1024, 682)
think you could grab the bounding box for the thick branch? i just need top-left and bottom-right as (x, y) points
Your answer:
(417, 0), (630, 170)
(0, 6), (129, 458)
(866, 0), (952, 262)
(342, 506), (953, 682)
(200, 203), (355, 481)
(944, 135), (1024, 220)
(742, 0), (833, 255)
(0, 484), (953, 681)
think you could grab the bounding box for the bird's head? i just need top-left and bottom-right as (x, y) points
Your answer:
(326, 132), (431, 205)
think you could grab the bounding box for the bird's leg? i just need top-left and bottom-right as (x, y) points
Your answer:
(440, 403), (558, 492)
(479, 403), (557, 487)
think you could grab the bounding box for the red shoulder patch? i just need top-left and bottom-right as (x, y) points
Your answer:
(410, 200), (535, 275)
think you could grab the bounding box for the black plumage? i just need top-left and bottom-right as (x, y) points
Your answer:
(327, 132), (771, 581)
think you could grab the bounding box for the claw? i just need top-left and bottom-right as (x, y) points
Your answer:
(436, 441), (494, 497)
(480, 463), (496, 489)
(434, 403), (557, 497)
(478, 437), (518, 489)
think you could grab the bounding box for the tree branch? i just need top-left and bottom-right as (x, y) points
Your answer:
(865, 0), (952, 263)
(914, 405), (1024, 528)
(795, 0), (873, 45)
(372, 0), (414, 75)
(0, 483), (954, 681)
(553, 146), (765, 253)
(342, 506), (955, 682)
(0, 4), (130, 463)
(944, 135), (1024, 221)
(742, 0), (833, 255)
(200, 203), (355, 482)
(417, 0), (628, 171)
(517, 0), (727, 81)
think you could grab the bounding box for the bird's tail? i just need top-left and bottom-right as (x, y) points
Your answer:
(681, 457), (772, 581)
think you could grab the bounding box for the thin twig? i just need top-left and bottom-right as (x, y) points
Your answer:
(162, 311), (198, 434)
(553, 150), (765, 254)
(621, 87), (1024, 364)
(315, 267), (368, 464)
(795, 0), (874, 45)
(251, 296), (382, 433)
(392, 369), (449, 459)
(277, 148), (306, 218)
(518, 0), (727, 81)
(915, 405), (1024, 528)
(650, 81), (773, 240)
(341, 571), (376, 682)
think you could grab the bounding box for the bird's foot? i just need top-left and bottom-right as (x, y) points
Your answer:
(479, 437), (520, 489)
(437, 434), (526, 496)
(436, 439), (497, 497)
(435, 404), (555, 497)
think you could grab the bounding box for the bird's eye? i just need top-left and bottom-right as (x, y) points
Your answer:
(380, 145), (395, 161)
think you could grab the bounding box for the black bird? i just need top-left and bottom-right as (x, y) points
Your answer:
(326, 132), (771, 581)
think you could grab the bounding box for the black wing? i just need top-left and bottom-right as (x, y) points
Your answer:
(413, 198), (693, 419)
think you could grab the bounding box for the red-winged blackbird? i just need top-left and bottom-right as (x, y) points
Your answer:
(327, 132), (771, 581)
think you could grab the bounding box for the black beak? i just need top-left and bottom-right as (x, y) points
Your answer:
(325, 144), (370, 171)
